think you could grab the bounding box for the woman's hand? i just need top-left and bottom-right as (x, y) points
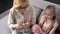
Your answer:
(22, 22), (31, 28)
(13, 24), (23, 30)
(25, 22), (31, 27)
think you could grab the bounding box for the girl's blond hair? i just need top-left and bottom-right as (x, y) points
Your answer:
(45, 5), (55, 11)
(45, 5), (56, 20)
(45, 5), (56, 16)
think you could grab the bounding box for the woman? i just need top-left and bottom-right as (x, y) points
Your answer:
(8, 0), (36, 34)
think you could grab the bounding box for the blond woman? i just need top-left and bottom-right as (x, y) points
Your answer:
(8, 0), (36, 34)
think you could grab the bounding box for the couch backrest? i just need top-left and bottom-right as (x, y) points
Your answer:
(56, 7), (60, 32)
(32, 6), (43, 24)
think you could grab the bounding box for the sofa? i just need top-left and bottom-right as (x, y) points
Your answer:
(0, 5), (60, 34)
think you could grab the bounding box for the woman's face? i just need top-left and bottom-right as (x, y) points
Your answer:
(18, 2), (29, 14)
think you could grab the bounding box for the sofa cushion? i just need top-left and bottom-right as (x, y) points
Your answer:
(56, 7), (60, 32)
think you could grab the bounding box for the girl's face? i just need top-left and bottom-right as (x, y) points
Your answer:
(45, 9), (55, 20)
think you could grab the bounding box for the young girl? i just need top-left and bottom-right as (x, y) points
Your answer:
(32, 5), (58, 34)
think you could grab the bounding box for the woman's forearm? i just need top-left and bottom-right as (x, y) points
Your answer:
(9, 24), (23, 29)
(9, 24), (15, 29)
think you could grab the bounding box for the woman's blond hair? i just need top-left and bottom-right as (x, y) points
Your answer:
(13, 0), (29, 8)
